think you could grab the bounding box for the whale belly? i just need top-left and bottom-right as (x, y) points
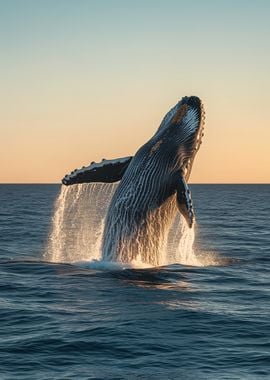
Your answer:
(102, 192), (177, 266)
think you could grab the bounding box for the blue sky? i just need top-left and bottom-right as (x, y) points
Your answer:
(1, 0), (269, 182)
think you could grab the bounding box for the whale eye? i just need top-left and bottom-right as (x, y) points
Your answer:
(149, 139), (163, 156)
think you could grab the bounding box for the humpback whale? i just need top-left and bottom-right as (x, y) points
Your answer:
(62, 96), (205, 265)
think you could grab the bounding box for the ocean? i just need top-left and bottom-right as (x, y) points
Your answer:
(0, 184), (269, 379)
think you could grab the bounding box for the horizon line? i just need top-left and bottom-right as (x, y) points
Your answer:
(0, 182), (269, 185)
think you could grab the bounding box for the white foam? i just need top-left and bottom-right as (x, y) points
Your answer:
(74, 258), (154, 271)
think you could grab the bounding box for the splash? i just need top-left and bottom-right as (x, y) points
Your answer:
(45, 183), (216, 267)
(166, 214), (197, 265)
(44, 183), (117, 263)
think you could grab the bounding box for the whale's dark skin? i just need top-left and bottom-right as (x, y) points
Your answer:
(62, 96), (205, 265)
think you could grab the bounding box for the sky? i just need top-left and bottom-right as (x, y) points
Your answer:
(1, 0), (269, 183)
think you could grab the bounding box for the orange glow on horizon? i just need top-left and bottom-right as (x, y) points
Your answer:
(1, 1), (269, 184)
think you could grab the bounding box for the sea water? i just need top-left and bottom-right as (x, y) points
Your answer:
(0, 184), (269, 379)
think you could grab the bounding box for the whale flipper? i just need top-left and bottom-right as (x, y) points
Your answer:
(176, 176), (194, 228)
(62, 156), (133, 185)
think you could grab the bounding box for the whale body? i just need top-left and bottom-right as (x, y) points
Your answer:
(62, 96), (205, 265)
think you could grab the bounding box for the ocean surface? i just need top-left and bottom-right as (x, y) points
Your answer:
(0, 184), (269, 380)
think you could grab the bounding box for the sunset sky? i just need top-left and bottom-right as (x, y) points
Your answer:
(1, 0), (269, 183)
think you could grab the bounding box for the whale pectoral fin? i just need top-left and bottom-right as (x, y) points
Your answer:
(176, 177), (194, 228)
(62, 156), (133, 186)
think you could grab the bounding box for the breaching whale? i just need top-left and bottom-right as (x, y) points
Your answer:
(62, 96), (205, 265)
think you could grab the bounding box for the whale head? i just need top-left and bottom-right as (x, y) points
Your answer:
(156, 96), (205, 180)
(61, 96), (204, 188)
